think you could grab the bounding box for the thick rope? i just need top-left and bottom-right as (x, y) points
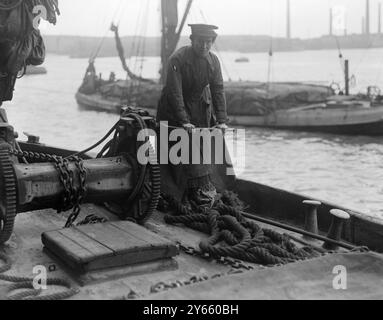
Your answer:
(0, 252), (79, 300)
(162, 192), (321, 266)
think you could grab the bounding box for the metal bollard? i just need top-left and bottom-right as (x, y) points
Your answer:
(302, 200), (321, 240)
(323, 209), (350, 251)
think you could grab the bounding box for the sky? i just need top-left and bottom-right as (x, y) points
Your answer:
(40, 0), (379, 39)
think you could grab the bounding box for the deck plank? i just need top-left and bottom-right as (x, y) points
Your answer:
(42, 231), (96, 264)
(76, 223), (150, 253)
(58, 228), (113, 258)
(42, 221), (179, 273)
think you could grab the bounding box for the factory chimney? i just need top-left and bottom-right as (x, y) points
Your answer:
(329, 8), (333, 36)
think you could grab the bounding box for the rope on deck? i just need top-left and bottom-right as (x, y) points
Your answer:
(162, 191), (322, 266)
(0, 252), (79, 300)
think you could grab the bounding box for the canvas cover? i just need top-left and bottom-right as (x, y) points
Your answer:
(96, 81), (333, 117)
(224, 81), (334, 116)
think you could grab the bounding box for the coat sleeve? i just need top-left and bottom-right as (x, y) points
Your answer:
(166, 57), (190, 125)
(210, 55), (227, 124)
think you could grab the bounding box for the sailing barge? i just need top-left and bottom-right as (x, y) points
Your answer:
(75, 0), (383, 136)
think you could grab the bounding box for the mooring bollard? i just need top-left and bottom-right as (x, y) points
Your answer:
(302, 200), (321, 240)
(323, 209), (350, 251)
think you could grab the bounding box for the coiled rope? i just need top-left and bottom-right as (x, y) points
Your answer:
(162, 192), (321, 266)
(0, 252), (79, 300)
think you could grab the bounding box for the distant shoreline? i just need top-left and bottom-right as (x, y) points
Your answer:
(43, 33), (383, 59)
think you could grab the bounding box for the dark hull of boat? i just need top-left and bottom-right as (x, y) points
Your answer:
(257, 119), (383, 136)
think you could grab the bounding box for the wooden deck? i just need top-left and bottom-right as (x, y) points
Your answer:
(1, 204), (382, 300)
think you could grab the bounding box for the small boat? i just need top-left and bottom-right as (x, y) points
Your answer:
(235, 57), (250, 63)
(24, 65), (47, 75)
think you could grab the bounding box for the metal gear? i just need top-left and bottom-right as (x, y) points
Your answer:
(0, 145), (17, 244)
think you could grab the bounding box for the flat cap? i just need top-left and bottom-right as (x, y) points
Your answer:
(188, 24), (218, 38)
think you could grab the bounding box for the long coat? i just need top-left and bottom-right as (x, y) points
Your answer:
(157, 46), (227, 128)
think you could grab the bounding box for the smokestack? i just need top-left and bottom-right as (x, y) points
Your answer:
(379, 3), (382, 34)
(287, 0), (291, 39)
(366, 0), (370, 34)
(329, 8), (333, 36)
(362, 17), (365, 34)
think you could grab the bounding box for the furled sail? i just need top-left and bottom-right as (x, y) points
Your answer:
(110, 24), (155, 84)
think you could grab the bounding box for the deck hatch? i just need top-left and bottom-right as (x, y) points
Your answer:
(42, 221), (179, 273)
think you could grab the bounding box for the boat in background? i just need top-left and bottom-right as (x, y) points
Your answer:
(76, 78), (383, 135)
(25, 65), (47, 75)
(235, 56), (250, 63)
(75, 0), (383, 136)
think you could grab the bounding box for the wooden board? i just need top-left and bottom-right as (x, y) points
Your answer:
(41, 221), (179, 273)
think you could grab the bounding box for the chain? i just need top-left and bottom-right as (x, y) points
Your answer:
(9, 149), (87, 227)
(64, 156), (87, 228)
(76, 214), (108, 226)
(150, 265), (248, 295)
(177, 242), (255, 271)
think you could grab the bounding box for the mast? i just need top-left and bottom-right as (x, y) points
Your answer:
(160, 0), (193, 83)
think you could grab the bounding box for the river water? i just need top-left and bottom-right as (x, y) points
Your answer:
(3, 48), (383, 218)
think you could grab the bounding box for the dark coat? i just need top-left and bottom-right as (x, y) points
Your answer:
(157, 46), (227, 128)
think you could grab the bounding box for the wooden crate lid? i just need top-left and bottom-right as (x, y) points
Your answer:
(42, 221), (179, 273)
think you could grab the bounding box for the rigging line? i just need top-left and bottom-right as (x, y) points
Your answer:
(137, 0), (151, 93)
(127, 0), (147, 97)
(133, 10), (146, 74)
(197, 7), (234, 81)
(116, 0), (129, 26)
(128, 0), (145, 70)
(267, 0), (274, 96)
(90, 0), (125, 61)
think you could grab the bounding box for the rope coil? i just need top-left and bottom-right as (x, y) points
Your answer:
(162, 192), (322, 266)
(0, 252), (79, 300)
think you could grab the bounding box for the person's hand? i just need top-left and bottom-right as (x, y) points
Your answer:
(182, 123), (196, 133)
(215, 123), (229, 131)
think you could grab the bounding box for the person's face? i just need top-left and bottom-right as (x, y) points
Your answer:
(191, 36), (214, 57)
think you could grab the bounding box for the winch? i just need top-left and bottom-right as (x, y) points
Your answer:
(0, 106), (161, 244)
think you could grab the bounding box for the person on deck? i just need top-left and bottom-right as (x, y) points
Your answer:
(157, 24), (228, 208)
